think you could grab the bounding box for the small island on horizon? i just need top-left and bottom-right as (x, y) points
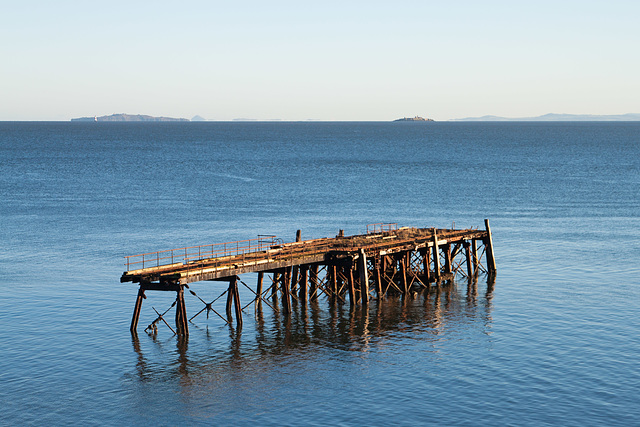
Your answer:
(71, 113), (189, 122)
(394, 116), (434, 122)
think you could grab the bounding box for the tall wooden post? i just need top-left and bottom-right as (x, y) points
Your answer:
(226, 279), (234, 322)
(330, 265), (338, 297)
(423, 247), (431, 283)
(309, 265), (318, 300)
(472, 239), (479, 274)
(400, 256), (408, 294)
(358, 249), (369, 305)
(130, 287), (145, 333)
(375, 255), (383, 299)
(300, 265), (309, 303)
(281, 267), (292, 315)
(231, 276), (242, 328)
(432, 230), (441, 279)
(484, 219), (497, 274)
(176, 287), (188, 336)
(256, 271), (264, 308)
(347, 265), (356, 307)
(464, 242), (473, 278)
(442, 244), (450, 274)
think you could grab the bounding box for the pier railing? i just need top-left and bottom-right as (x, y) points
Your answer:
(124, 235), (277, 271)
(366, 223), (398, 234)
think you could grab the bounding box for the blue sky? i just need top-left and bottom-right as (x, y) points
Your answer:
(1, 0), (639, 120)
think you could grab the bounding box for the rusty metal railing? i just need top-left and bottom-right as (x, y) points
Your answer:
(124, 235), (277, 271)
(366, 223), (398, 234)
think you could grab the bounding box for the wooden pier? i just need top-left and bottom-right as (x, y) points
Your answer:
(122, 220), (496, 336)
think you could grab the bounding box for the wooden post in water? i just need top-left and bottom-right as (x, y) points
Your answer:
(281, 267), (292, 315)
(256, 271), (264, 308)
(226, 279), (234, 322)
(464, 242), (473, 278)
(130, 287), (145, 333)
(421, 248), (431, 283)
(358, 249), (369, 305)
(231, 276), (242, 328)
(472, 239), (479, 275)
(309, 265), (318, 300)
(444, 244), (452, 274)
(300, 265), (309, 303)
(348, 264), (356, 307)
(432, 230), (441, 279)
(175, 287), (189, 335)
(375, 255), (383, 299)
(400, 256), (408, 294)
(484, 219), (497, 274)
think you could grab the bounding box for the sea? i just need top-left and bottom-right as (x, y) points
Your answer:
(0, 121), (638, 425)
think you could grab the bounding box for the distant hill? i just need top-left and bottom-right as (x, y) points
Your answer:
(452, 113), (640, 122)
(191, 115), (207, 121)
(71, 113), (189, 122)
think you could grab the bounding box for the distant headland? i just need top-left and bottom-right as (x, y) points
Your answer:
(451, 113), (640, 122)
(71, 113), (189, 122)
(394, 116), (434, 122)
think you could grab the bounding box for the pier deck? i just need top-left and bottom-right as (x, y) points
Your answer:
(122, 221), (496, 336)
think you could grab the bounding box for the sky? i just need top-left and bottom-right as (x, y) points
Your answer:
(1, 0), (639, 121)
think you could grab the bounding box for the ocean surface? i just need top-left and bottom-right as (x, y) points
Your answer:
(1, 121), (638, 425)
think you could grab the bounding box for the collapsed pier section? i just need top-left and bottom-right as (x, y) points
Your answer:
(121, 220), (497, 335)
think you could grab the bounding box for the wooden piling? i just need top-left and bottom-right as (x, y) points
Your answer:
(375, 256), (383, 299)
(281, 267), (292, 314)
(175, 287), (188, 335)
(231, 277), (242, 328)
(226, 279), (234, 322)
(432, 230), (441, 279)
(464, 242), (473, 278)
(484, 219), (497, 274)
(300, 265), (309, 303)
(348, 266), (356, 307)
(400, 256), (408, 294)
(130, 287), (145, 333)
(256, 272), (264, 307)
(444, 244), (452, 274)
(358, 249), (369, 305)
(309, 265), (318, 300)
(472, 239), (479, 274)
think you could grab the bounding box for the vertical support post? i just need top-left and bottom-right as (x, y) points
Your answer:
(281, 267), (292, 315)
(330, 265), (338, 297)
(444, 244), (452, 274)
(472, 239), (479, 274)
(423, 247), (431, 283)
(348, 264), (356, 307)
(309, 265), (318, 300)
(432, 230), (441, 279)
(465, 242), (473, 278)
(256, 271), (264, 308)
(484, 219), (497, 274)
(358, 249), (369, 305)
(300, 265), (309, 303)
(175, 287), (188, 336)
(291, 266), (299, 293)
(400, 256), (408, 294)
(296, 229), (302, 242)
(231, 276), (242, 328)
(375, 255), (383, 299)
(130, 287), (145, 333)
(226, 279), (234, 322)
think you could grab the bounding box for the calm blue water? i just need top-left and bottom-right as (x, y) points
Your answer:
(1, 122), (638, 425)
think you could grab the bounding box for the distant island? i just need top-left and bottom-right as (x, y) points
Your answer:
(71, 113), (189, 122)
(394, 116), (434, 122)
(452, 113), (640, 122)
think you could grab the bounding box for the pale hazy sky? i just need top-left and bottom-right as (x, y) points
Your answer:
(1, 0), (639, 121)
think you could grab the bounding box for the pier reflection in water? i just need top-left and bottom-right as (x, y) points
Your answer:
(128, 276), (494, 387)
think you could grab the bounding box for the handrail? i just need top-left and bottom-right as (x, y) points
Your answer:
(366, 223), (398, 234)
(124, 235), (277, 271)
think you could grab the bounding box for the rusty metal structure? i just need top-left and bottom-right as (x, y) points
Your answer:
(121, 220), (497, 336)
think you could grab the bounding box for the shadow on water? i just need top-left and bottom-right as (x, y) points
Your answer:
(129, 276), (495, 383)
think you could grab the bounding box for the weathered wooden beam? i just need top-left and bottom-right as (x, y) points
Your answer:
(256, 271), (264, 308)
(432, 230), (441, 278)
(300, 265), (309, 303)
(358, 249), (369, 305)
(484, 219), (497, 274)
(130, 287), (146, 333)
(232, 277), (242, 328)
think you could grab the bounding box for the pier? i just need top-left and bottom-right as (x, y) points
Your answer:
(121, 220), (496, 335)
